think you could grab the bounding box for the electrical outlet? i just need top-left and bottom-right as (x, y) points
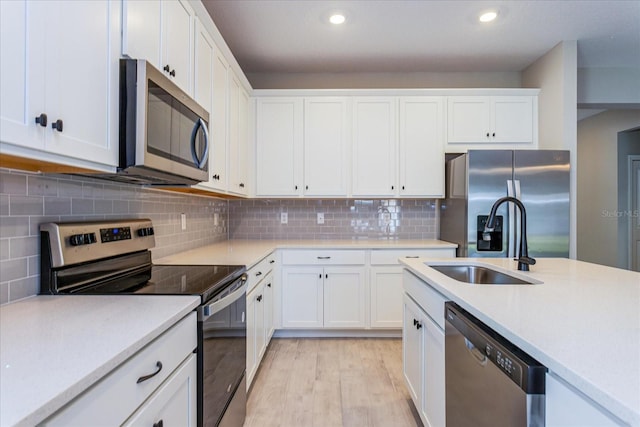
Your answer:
(317, 213), (324, 224)
(181, 213), (187, 230)
(280, 212), (288, 224)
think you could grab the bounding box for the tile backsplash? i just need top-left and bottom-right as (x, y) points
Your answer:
(1, 167), (440, 305)
(0, 168), (227, 305)
(229, 199), (438, 240)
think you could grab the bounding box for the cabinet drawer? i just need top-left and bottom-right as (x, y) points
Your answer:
(247, 252), (276, 293)
(371, 249), (454, 265)
(282, 250), (366, 265)
(43, 312), (197, 426)
(403, 270), (448, 330)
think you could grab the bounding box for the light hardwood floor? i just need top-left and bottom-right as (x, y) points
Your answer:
(244, 338), (422, 427)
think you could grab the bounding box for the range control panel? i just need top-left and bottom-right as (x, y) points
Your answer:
(41, 219), (156, 268)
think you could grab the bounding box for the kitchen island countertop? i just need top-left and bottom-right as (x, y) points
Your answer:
(400, 257), (640, 426)
(155, 239), (457, 267)
(0, 295), (200, 427)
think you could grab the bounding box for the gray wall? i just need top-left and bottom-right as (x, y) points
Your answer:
(229, 198), (438, 240)
(576, 110), (640, 268)
(0, 168), (228, 305)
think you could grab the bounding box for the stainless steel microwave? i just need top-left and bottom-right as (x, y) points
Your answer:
(116, 58), (210, 185)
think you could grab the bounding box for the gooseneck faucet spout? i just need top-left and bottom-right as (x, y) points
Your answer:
(484, 196), (536, 271)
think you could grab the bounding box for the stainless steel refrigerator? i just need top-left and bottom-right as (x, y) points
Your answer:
(440, 150), (570, 258)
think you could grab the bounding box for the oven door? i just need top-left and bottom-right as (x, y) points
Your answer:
(198, 276), (247, 427)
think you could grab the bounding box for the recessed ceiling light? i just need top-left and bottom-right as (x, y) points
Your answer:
(479, 11), (498, 23)
(329, 14), (346, 25)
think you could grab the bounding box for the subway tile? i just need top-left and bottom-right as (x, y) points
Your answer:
(9, 276), (38, 302)
(10, 195), (44, 216)
(0, 172), (27, 195)
(27, 175), (59, 196)
(30, 216), (60, 236)
(9, 236), (38, 258)
(0, 282), (8, 305)
(57, 179), (84, 198)
(72, 198), (94, 215)
(0, 194), (8, 215)
(44, 197), (71, 215)
(0, 217), (30, 239)
(0, 258), (28, 282)
(0, 239), (8, 260)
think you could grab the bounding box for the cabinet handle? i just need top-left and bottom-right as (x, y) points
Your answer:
(413, 318), (418, 326)
(319, 273), (322, 279)
(416, 322), (422, 330)
(295, 185), (298, 190)
(51, 119), (63, 132)
(317, 256), (331, 260)
(212, 174), (220, 180)
(35, 113), (47, 127)
(255, 271), (262, 277)
(391, 185), (394, 190)
(492, 132), (496, 137)
(306, 185), (309, 190)
(486, 132), (490, 138)
(325, 273), (328, 279)
(257, 295), (262, 302)
(163, 64), (170, 73)
(402, 185), (405, 190)
(267, 282), (272, 288)
(153, 420), (164, 427)
(269, 260), (275, 264)
(170, 69), (176, 77)
(405, 256), (419, 259)
(137, 361), (163, 384)
(239, 183), (245, 188)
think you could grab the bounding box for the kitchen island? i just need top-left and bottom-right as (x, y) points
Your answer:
(400, 257), (640, 426)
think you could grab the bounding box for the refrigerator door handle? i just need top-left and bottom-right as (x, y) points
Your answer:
(507, 180), (516, 258)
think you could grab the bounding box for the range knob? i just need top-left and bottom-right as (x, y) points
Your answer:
(137, 227), (155, 237)
(69, 233), (97, 246)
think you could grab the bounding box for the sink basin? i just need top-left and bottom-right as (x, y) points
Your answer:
(428, 264), (535, 285)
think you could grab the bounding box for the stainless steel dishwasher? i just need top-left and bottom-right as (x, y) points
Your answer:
(445, 302), (546, 427)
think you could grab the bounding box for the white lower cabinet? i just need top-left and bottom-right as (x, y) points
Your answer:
(281, 266), (366, 328)
(42, 313), (197, 426)
(545, 373), (622, 426)
(403, 271), (446, 427)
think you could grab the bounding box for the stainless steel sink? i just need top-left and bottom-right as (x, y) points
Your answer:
(428, 264), (535, 285)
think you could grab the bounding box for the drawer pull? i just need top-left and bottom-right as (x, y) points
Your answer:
(257, 295), (263, 302)
(269, 260), (275, 264)
(153, 420), (164, 427)
(317, 256), (331, 260)
(137, 361), (163, 384)
(255, 271), (263, 277)
(405, 256), (420, 258)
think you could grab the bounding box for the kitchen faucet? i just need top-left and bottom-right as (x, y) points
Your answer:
(483, 197), (536, 271)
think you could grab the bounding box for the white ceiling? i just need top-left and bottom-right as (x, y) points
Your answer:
(202, 0), (640, 76)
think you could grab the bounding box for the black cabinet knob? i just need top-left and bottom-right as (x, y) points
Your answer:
(416, 322), (422, 330)
(486, 132), (490, 138)
(163, 64), (170, 73)
(153, 420), (164, 427)
(239, 183), (245, 188)
(35, 113), (47, 127)
(391, 185), (394, 190)
(267, 282), (271, 288)
(51, 119), (63, 132)
(295, 185), (298, 190)
(257, 295), (263, 302)
(492, 132), (496, 137)
(402, 185), (405, 190)
(306, 185), (309, 190)
(170, 69), (176, 77)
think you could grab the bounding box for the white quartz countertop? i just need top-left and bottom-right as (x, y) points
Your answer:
(400, 257), (640, 426)
(0, 295), (200, 427)
(155, 239), (456, 267)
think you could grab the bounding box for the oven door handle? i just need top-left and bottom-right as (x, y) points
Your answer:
(200, 276), (247, 320)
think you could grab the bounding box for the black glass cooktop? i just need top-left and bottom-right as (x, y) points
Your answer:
(134, 264), (246, 302)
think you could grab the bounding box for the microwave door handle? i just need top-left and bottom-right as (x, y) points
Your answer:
(190, 118), (209, 169)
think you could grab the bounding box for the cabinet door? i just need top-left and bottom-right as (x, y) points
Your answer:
(0, 0), (44, 151)
(492, 96), (534, 143)
(370, 266), (403, 328)
(228, 76), (249, 195)
(42, 0), (120, 167)
(254, 282), (267, 363)
(323, 267), (366, 328)
(304, 98), (349, 196)
(399, 97), (445, 197)
(423, 316), (446, 427)
(161, 0), (194, 94)
(447, 97), (491, 143)
(264, 273), (275, 341)
(352, 98), (397, 196)
(281, 267), (323, 328)
(206, 48), (230, 191)
(121, 0), (161, 66)
(255, 98), (303, 196)
(402, 294), (425, 407)
(246, 285), (258, 384)
(122, 355), (197, 427)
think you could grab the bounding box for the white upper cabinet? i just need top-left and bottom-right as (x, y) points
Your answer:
(122, 0), (194, 95)
(447, 96), (535, 144)
(228, 74), (250, 195)
(255, 98), (303, 196)
(304, 98), (350, 197)
(352, 97), (398, 197)
(0, 0), (120, 170)
(399, 97), (445, 197)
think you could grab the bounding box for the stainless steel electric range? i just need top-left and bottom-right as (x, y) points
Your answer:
(40, 219), (247, 427)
